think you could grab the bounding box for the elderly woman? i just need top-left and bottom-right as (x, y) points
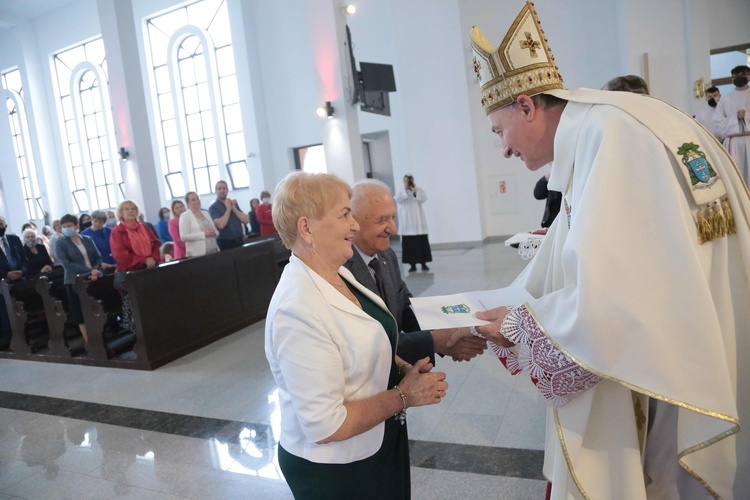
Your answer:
(179, 192), (219, 257)
(22, 228), (53, 278)
(56, 214), (102, 344)
(110, 200), (161, 284)
(265, 171), (448, 498)
(110, 200), (161, 336)
(80, 210), (116, 270)
(167, 199), (187, 259)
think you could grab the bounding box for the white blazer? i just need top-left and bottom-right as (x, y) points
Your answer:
(265, 254), (395, 464)
(179, 209), (217, 257)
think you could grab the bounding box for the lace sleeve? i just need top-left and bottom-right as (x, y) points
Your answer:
(486, 305), (602, 407)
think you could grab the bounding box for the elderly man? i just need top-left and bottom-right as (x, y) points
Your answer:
(209, 180), (249, 251)
(468, 2), (749, 498)
(345, 180), (486, 365)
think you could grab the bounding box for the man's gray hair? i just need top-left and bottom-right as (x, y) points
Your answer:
(351, 179), (392, 211)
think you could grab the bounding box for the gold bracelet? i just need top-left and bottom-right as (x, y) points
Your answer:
(394, 385), (408, 410)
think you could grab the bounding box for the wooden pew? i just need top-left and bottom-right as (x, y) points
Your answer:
(122, 238), (279, 369)
(0, 238), (284, 369)
(73, 273), (137, 362)
(0, 278), (49, 355)
(35, 266), (86, 357)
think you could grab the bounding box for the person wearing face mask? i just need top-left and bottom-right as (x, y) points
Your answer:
(155, 207), (173, 243)
(256, 190), (278, 236)
(55, 214), (102, 344)
(106, 211), (117, 228)
(21, 228), (53, 278)
(713, 65), (750, 182)
(695, 86), (724, 142)
(79, 213), (92, 231)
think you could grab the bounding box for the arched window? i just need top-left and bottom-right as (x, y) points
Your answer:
(1, 69), (44, 221)
(145, 0), (249, 199)
(52, 38), (123, 213)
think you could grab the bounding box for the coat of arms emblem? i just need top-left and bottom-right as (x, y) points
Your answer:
(678, 142), (717, 186)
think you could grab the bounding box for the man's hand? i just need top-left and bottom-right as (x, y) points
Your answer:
(224, 198), (234, 210)
(474, 306), (514, 348)
(446, 336), (487, 361)
(433, 327), (487, 361)
(738, 109), (746, 120)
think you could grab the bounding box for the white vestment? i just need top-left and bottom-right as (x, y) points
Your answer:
(395, 187), (429, 235)
(713, 88), (750, 183)
(510, 89), (750, 499)
(695, 103), (723, 142)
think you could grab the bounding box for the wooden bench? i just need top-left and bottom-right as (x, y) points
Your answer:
(1, 277), (50, 355)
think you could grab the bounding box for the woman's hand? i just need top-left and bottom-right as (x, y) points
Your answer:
(145, 257), (157, 268)
(204, 228), (217, 237)
(41, 265), (52, 274)
(89, 269), (101, 281)
(398, 357), (448, 407)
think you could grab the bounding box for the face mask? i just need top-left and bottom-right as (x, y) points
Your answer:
(62, 227), (76, 238)
(0, 228), (5, 237)
(708, 97), (717, 108)
(733, 76), (748, 88)
(24, 240), (35, 247)
(81, 221), (92, 230)
(163, 213), (170, 220)
(261, 197), (271, 204)
(106, 218), (117, 227)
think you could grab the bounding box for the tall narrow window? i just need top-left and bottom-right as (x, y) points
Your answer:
(52, 38), (122, 213)
(1, 69), (44, 220)
(145, 0), (249, 199)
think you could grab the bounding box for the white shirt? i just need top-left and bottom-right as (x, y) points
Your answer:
(394, 187), (429, 235)
(713, 87), (750, 137)
(694, 103), (723, 141)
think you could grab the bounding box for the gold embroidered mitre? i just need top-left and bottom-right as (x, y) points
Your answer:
(470, 1), (563, 115)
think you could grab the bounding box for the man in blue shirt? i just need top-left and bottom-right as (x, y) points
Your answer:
(208, 180), (249, 251)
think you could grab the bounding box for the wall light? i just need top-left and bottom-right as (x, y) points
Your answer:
(344, 3), (356, 15)
(316, 101), (334, 119)
(118, 147), (130, 161)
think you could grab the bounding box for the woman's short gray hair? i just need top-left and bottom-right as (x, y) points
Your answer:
(272, 171), (352, 248)
(22, 228), (37, 239)
(90, 210), (108, 223)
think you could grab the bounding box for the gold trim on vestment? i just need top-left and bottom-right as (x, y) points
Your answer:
(526, 305), (739, 499)
(552, 407), (591, 500)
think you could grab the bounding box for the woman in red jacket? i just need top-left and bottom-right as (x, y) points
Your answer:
(110, 200), (161, 335)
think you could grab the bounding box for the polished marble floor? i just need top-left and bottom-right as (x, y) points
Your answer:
(0, 241), (549, 499)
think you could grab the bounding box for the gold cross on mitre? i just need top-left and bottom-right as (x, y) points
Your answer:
(519, 31), (541, 57)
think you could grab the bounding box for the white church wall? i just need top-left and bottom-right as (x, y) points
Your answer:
(708, 0), (750, 51)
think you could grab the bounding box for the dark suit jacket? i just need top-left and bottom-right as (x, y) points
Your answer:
(0, 234), (28, 278)
(345, 246), (434, 364)
(55, 235), (102, 285)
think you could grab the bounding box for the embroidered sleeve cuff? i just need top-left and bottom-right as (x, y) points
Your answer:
(499, 305), (602, 407)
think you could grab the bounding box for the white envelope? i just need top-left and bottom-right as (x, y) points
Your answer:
(409, 285), (534, 330)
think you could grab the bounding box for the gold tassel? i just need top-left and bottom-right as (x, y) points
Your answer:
(712, 201), (726, 239)
(722, 195), (736, 236)
(697, 204), (713, 244)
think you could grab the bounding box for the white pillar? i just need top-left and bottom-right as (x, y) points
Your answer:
(97, 0), (162, 219)
(305, 0), (366, 185)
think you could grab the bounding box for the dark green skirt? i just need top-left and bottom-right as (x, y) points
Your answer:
(278, 416), (410, 499)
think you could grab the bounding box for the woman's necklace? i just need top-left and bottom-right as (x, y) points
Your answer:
(327, 277), (361, 308)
